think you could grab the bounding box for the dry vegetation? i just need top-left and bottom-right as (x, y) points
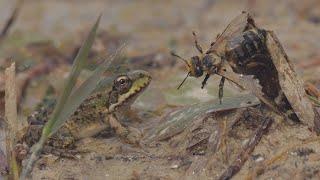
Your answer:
(0, 0), (320, 179)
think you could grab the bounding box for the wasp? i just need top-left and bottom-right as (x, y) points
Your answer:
(172, 11), (300, 121)
(172, 12), (265, 103)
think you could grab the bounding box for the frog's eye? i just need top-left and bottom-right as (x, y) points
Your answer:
(116, 76), (129, 85)
(114, 75), (132, 94)
(119, 78), (126, 85)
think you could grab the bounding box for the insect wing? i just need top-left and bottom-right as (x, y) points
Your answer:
(206, 12), (250, 56)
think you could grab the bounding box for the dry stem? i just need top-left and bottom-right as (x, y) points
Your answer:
(4, 63), (19, 179)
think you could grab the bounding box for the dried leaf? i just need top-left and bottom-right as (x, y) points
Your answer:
(144, 94), (259, 142)
(265, 31), (316, 130)
(217, 63), (283, 116)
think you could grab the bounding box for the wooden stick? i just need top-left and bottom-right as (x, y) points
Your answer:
(218, 117), (273, 180)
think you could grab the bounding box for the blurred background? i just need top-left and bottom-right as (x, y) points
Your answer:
(0, 0), (320, 107)
(0, 0), (319, 120)
(0, 0), (319, 179)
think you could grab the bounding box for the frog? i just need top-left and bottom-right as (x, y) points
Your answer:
(16, 70), (151, 158)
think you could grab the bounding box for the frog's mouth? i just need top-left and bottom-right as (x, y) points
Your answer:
(109, 70), (151, 111)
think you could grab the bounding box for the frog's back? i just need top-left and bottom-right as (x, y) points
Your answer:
(64, 92), (109, 139)
(23, 92), (109, 148)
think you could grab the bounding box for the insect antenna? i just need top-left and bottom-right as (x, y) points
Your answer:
(177, 72), (190, 90)
(171, 51), (190, 67)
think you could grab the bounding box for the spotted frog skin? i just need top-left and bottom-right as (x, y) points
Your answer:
(20, 70), (151, 156)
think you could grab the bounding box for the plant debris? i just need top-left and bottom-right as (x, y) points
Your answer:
(265, 30), (317, 131)
(0, 1), (319, 179)
(144, 94), (259, 143)
(218, 116), (273, 180)
(4, 63), (19, 179)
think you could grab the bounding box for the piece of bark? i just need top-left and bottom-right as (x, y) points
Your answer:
(265, 31), (316, 131)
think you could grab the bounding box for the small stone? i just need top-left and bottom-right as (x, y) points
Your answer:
(170, 164), (179, 169)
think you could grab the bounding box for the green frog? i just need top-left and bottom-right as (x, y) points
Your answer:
(17, 70), (151, 157)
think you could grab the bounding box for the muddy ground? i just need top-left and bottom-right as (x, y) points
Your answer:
(0, 0), (320, 179)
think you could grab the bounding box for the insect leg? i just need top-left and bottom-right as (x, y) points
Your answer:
(219, 77), (225, 104)
(201, 73), (211, 89)
(192, 31), (203, 54)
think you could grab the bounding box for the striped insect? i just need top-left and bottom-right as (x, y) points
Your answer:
(172, 11), (304, 122)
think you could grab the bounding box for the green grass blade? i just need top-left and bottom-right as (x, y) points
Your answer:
(50, 44), (125, 134)
(94, 76), (115, 93)
(42, 15), (101, 137)
(20, 15), (101, 179)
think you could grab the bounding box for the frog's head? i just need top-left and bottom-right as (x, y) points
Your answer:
(108, 70), (151, 111)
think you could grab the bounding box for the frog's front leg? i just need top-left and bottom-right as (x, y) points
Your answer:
(107, 114), (142, 144)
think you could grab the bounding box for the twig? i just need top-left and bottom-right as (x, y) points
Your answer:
(218, 116), (273, 180)
(4, 63), (19, 180)
(0, 0), (23, 42)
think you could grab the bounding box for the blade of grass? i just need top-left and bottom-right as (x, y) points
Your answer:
(20, 15), (101, 179)
(50, 44), (125, 134)
(43, 14), (102, 138)
(94, 76), (115, 93)
(0, 0), (24, 42)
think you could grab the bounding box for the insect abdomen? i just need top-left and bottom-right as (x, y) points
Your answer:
(226, 29), (300, 122)
(226, 30), (266, 69)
